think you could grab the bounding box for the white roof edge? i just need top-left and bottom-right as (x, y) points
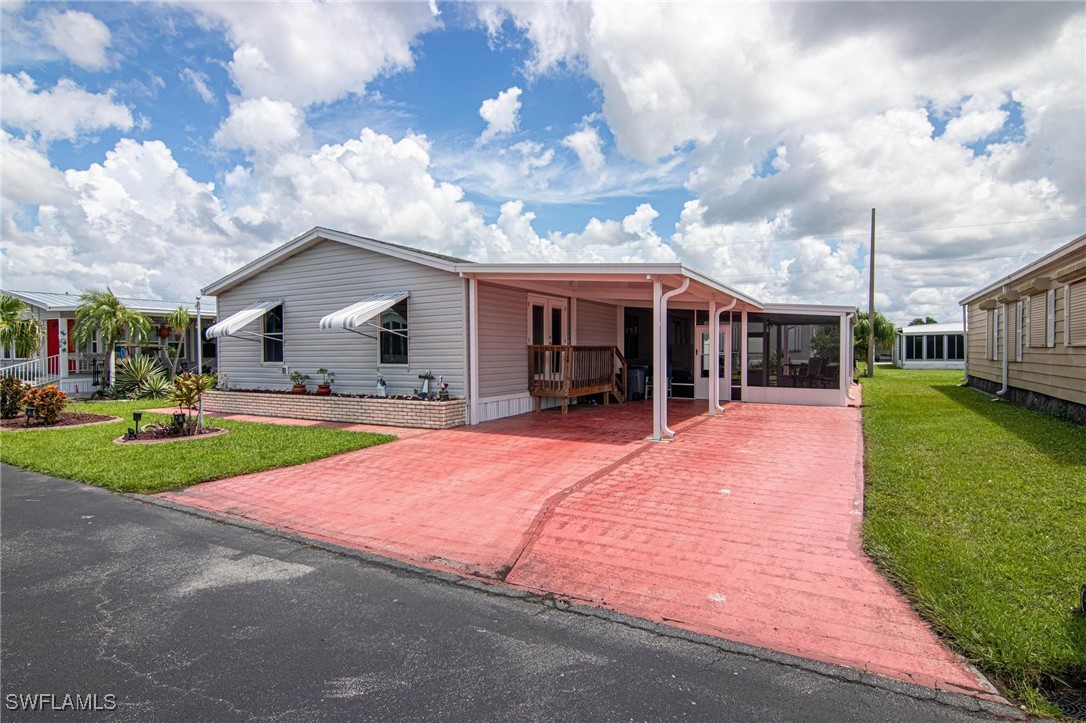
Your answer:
(202, 227), (462, 296)
(762, 303), (857, 315)
(2, 289), (215, 315)
(959, 232), (1086, 305)
(898, 322), (964, 335)
(458, 262), (765, 309)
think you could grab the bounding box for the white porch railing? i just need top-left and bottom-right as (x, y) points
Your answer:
(0, 354), (62, 387)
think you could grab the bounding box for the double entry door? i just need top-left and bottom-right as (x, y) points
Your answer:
(528, 295), (568, 347)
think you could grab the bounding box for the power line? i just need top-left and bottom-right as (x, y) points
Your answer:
(469, 214), (1085, 256)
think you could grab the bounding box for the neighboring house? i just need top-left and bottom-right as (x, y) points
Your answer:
(892, 322), (965, 370)
(959, 233), (1086, 424)
(0, 290), (218, 398)
(203, 227), (857, 439)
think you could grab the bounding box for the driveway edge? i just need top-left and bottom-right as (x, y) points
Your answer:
(133, 490), (1024, 721)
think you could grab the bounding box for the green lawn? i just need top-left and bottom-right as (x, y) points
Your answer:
(0, 399), (394, 494)
(861, 368), (1086, 713)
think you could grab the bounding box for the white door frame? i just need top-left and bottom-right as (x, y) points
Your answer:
(694, 323), (731, 401)
(526, 294), (569, 346)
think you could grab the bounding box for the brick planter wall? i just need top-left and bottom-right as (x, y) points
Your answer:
(203, 390), (466, 429)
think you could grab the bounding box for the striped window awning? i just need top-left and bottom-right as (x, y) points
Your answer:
(319, 292), (408, 335)
(205, 299), (282, 339)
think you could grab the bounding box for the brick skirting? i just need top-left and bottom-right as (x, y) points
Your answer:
(203, 390), (466, 429)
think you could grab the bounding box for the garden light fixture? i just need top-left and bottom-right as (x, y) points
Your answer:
(24, 404), (36, 428)
(132, 410), (143, 432)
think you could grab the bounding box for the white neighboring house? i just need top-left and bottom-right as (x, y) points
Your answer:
(892, 322), (966, 370)
(0, 290), (217, 398)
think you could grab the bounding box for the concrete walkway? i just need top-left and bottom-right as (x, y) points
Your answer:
(159, 400), (999, 699)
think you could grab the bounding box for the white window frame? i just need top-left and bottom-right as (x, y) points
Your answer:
(378, 299), (410, 366)
(1065, 284), (1072, 346)
(262, 304), (285, 364)
(1046, 288), (1056, 347)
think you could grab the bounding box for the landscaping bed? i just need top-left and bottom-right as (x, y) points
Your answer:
(0, 399), (394, 494)
(0, 412), (117, 430)
(203, 389), (466, 429)
(861, 368), (1086, 715)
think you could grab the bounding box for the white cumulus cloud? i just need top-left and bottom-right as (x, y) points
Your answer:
(213, 97), (306, 152)
(479, 86), (523, 142)
(0, 73), (133, 143)
(562, 125), (605, 173)
(41, 9), (112, 70)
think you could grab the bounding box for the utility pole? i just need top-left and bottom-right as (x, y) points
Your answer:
(867, 208), (876, 378)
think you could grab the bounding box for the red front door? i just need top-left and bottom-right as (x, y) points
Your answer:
(68, 319), (77, 372)
(47, 320), (60, 375)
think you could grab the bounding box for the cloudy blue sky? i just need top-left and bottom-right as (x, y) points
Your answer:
(2, 1), (1083, 324)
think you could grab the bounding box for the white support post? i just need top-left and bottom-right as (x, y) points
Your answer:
(59, 321), (69, 379)
(650, 279), (664, 441)
(839, 312), (849, 404)
(570, 297), (578, 345)
(708, 299), (718, 416)
(660, 278), (689, 438)
(714, 299), (736, 413)
(740, 310), (748, 393)
(196, 296), (203, 429)
(468, 276), (480, 425)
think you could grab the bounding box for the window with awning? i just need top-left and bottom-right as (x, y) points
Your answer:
(205, 299), (283, 341)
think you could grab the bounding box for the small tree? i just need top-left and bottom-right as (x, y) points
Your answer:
(908, 316), (939, 326)
(164, 306), (191, 379)
(72, 288), (152, 388)
(0, 295), (43, 358)
(21, 385), (67, 426)
(170, 372), (213, 435)
(854, 310), (895, 372)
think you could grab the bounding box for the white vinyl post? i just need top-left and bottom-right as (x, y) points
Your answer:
(708, 299), (718, 416)
(468, 276), (480, 424)
(196, 296), (204, 429)
(650, 278), (664, 441)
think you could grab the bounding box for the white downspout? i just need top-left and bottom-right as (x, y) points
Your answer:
(713, 298), (737, 414)
(998, 300), (1009, 396)
(468, 276), (480, 423)
(960, 303), (968, 384)
(660, 278), (690, 438)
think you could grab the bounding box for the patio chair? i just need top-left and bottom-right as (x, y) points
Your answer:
(646, 364), (673, 399)
(800, 357), (824, 387)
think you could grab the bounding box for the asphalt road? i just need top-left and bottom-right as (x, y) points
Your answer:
(1, 465), (1013, 721)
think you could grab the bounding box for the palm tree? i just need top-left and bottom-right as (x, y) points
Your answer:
(0, 295), (44, 359)
(854, 309), (896, 375)
(164, 305), (191, 379)
(72, 288), (152, 387)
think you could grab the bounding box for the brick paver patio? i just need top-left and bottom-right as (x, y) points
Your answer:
(160, 399), (998, 698)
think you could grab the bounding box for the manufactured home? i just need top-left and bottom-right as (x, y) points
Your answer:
(892, 322), (965, 370)
(203, 227), (857, 438)
(960, 233), (1086, 423)
(0, 290), (217, 398)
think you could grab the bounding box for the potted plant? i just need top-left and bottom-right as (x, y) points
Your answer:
(315, 368), (335, 396)
(289, 370), (310, 394)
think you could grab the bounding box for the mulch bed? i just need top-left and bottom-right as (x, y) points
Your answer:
(0, 412), (119, 430)
(114, 426), (228, 445)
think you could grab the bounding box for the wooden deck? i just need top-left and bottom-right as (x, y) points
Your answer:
(528, 345), (627, 414)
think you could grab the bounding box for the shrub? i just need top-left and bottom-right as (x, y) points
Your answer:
(21, 385), (67, 425)
(170, 372), (214, 435)
(0, 375), (29, 418)
(138, 373), (173, 399)
(115, 354), (166, 398)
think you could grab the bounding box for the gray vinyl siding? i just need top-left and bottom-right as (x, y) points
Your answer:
(477, 282), (528, 398)
(577, 299), (618, 346)
(215, 240), (465, 397)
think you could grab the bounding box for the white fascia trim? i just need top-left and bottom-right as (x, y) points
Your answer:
(762, 303), (857, 316)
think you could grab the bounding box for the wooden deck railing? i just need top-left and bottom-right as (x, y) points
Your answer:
(528, 345), (628, 413)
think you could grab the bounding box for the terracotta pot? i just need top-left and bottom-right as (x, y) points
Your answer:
(315, 384), (332, 396)
(291, 384), (308, 395)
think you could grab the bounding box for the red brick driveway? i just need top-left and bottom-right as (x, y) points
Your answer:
(160, 400), (997, 698)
